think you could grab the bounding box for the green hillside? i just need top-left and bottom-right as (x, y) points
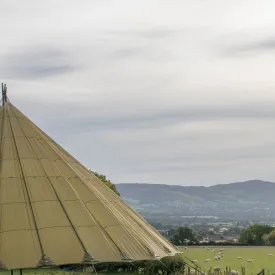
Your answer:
(116, 180), (275, 223)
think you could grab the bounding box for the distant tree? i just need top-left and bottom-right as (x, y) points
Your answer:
(224, 226), (242, 236)
(195, 232), (204, 241)
(91, 170), (120, 196)
(170, 235), (180, 245)
(167, 228), (177, 238)
(214, 226), (219, 232)
(268, 230), (275, 245)
(263, 230), (275, 245)
(170, 226), (197, 245)
(178, 227), (197, 243)
(262, 233), (270, 245)
(239, 224), (273, 245)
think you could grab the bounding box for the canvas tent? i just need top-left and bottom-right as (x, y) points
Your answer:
(0, 85), (178, 270)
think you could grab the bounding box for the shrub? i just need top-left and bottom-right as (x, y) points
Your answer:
(93, 255), (185, 274)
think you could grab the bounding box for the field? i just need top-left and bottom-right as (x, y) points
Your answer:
(0, 248), (274, 275)
(180, 246), (275, 274)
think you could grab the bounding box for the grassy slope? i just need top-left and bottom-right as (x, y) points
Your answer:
(0, 269), (130, 275)
(117, 180), (275, 205)
(2, 247), (274, 274)
(180, 246), (275, 274)
(116, 180), (275, 220)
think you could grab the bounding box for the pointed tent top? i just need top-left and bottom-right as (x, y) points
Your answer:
(0, 100), (178, 270)
(1, 83), (7, 106)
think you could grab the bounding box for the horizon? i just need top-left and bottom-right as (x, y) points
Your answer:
(115, 178), (275, 187)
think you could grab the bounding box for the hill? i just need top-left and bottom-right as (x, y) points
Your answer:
(116, 180), (275, 223)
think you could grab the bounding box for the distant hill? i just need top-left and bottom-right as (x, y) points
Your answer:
(116, 180), (275, 223)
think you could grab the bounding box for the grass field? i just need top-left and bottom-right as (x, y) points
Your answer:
(0, 248), (274, 274)
(180, 246), (275, 274)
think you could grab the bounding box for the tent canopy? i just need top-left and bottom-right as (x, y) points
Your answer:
(0, 91), (178, 270)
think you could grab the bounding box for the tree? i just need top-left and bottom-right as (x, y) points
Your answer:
(262, 233), (271, 245)
(167, 228), (177, 238)
(263, 230), (275, 245)
(195, 232), (204, 241)
(239, 224), (273, 245)
(268, 230), (275, 245)
(170, 227), (197, 245)
(91, 170), (120, 196)
(224, 226), (242, 237)
(208, 230), (215, 236)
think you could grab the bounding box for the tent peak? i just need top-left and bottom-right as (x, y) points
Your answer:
(1, 83), (7, 106)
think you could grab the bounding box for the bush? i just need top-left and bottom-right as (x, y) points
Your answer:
(93, 255), (185, 274)
(90, 170), (120, 196)
(187, 241), (246, 246)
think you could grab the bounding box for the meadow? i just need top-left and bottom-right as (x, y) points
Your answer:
(180, 246), (275, 274)
(0, 248), (274, 274)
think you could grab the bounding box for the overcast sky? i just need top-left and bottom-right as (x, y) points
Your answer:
(2, 1), (275, 186)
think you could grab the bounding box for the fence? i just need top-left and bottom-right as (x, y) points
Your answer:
(185, 266), (247, 275)
(262, 268), (275, 275)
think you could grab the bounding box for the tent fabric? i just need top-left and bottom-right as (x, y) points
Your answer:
(0, 103), (178, 270)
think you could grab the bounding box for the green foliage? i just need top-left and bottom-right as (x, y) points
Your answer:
(223, 226), (242, 236)
(118, 180), (275, 223)
(90, 170), (120, 196)
(170, 226), (197, 245)
(267, 230), (275, 245)
(94, 255), (185, 274)
(239, 224), (273, 245)
(262, 229), (275, 245)
(167, 228), (177, 237)
(262, 233), (270, 245)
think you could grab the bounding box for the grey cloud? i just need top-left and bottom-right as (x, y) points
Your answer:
(0, 47), (74, 79)
(102, 26), (185, 61)
(109, 47), (150, 59)
(223, 36), (275, 56)
(3, 0), (275, 185)
(108, 46), (174, 61)
(148, 142), (275, 164)
(106, 27), (185, 39)
(124, 161), (238, 174)
(63, 103), (275, 132)
(248, 37), (275, 51)
(21, 101), (275, 135)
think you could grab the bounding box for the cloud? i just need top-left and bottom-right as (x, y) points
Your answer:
(106, 27), (185, 39)
(34, 102), (275, 134)
(109, 47), (151, 60)
(222, 36), (275, 56)
(0, 47), (75, 79)
(2, 0), (275, 185)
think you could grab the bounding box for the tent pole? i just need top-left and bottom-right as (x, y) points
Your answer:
(1, 83), (3, 106)
(2, 83), (7, 106)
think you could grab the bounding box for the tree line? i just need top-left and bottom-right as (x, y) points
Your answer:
(239, 224), (275, 245)
(169, 224), (275, 246)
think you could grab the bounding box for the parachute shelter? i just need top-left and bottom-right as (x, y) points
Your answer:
(0, 86), (179, 270)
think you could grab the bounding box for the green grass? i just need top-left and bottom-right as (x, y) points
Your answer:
(180, 246), (275, 274)
(1, 248), (274, 275)
(0, 269), (131, 275)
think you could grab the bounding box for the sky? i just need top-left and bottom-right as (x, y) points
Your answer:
(1, 1), (275, 186)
